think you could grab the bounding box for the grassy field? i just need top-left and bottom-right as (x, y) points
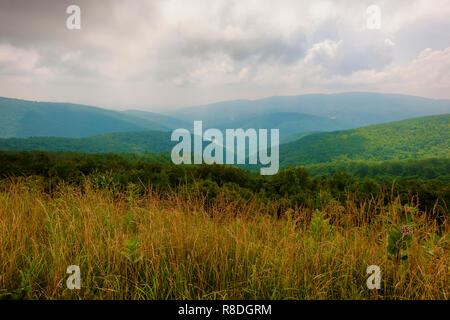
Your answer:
(0, 178), (448, 300)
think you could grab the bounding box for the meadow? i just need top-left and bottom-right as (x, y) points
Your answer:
(0, 176), (447, 300)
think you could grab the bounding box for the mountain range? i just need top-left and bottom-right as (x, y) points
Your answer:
(0, 113), (448, 168)
(0, 93), (449, 169)
(1, 93), (449, 141)
(167, 92), (450, 128)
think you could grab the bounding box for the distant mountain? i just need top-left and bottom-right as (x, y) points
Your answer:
(279, 114), (450, 167)
(4, 92), (449, 141)
(2, 95), (449, 168)
(122, 110), (190, 129)
(214, 112), (349, 141)
(0, 131), (175, 154)
(168, 92), (450, 128)
(0, 97), (171, 138)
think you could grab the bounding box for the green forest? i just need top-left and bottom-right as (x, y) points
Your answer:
(1, 150), (448, 222)
(305, 158), (450, 183)
(280, 114), (450, 166)
(0, 131), (175, 154)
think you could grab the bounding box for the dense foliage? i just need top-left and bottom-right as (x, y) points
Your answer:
(0, 131), (175, 153)
(280, 114), (450, 166)
(306, 158), (450, 183)
(1, 151), (448, 222)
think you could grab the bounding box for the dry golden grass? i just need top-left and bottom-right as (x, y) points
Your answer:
(0, 178), (448, 299)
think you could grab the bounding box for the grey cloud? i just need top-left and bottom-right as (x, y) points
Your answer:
(0, 0), (449, 109)
(0, 0), (163, 48)
(160, 29), (308, 64)
(336, 43), (393, 75)
(394, 18), (450, 61)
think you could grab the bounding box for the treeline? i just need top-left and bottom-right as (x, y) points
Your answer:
(306, 158), (450, 183)
(0, 151), (448, 222)
(0, 131), (174, 154)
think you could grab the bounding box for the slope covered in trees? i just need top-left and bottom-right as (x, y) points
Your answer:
(0, 131), (175, 154)
(280, 114), (450, 166)
(0, 97), (170, 138)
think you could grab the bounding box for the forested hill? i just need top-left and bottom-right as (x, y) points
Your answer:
(0, 131), (175, 154)
(280, 114), (450, 166)
(0, 97), (171, 138)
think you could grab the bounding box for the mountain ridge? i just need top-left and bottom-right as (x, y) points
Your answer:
(167, 92), (450, 128)
(0, 97), (171, 138)
(2, 93), (449, 144)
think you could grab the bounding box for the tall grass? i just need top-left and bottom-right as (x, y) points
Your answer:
(0, 178), (448, 299)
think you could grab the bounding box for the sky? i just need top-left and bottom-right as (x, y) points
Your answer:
(0, 0), (449, 111)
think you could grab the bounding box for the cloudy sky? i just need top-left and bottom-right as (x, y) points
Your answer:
(0, 0), (449, 111)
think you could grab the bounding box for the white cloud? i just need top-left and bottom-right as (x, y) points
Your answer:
(304, 39), (341, 64)
(305, 47), (450, 99)
(385, 38), (395, 46)
(0, 44), (39, 73)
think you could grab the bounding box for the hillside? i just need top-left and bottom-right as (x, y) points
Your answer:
(280, 114), (450, 166)
(0, 97), (170, 138)
(0, 131), (175, 154)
